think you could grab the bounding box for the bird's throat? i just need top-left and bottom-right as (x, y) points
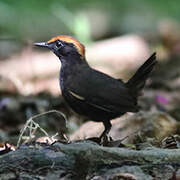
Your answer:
(59, 56), (88, 92)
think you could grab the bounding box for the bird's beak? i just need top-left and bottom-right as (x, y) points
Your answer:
(34, 42), (49, 48)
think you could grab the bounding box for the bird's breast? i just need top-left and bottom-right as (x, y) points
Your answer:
(59, 73), (64, 91)
(59, 65), (69, 92)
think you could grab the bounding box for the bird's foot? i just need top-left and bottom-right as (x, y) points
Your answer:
(100, 135), (131, 147)
(99, 134), (113, 146)
(85, 134), (113, 145)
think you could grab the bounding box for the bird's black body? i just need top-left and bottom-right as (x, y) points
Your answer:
(35, 35), (156, 138)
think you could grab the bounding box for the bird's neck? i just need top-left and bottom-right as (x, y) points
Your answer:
(60, 55), (88, 70)
(59, 55), (89, 91)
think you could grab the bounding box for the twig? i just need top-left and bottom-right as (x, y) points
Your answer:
(17, 110), (67, 148)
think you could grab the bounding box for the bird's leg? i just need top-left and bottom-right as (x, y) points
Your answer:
(99, 120), (112, 139)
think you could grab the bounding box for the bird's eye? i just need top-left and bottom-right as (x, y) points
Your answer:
(56, 40), (63, 47)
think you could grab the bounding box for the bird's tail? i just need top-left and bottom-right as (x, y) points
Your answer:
(126, 53), (156, 97)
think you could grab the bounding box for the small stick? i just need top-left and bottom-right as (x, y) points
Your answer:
(17, 110), (66, 148)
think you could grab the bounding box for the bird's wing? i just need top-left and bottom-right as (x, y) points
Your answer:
(67, 68), (138, 113)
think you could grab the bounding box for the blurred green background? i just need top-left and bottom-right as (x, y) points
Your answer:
(0, 0), (180, 45)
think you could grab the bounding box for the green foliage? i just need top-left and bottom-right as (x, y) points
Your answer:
(0, 0), (180, 41)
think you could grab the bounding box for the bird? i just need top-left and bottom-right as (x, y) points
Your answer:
(34, 35), (156, 139)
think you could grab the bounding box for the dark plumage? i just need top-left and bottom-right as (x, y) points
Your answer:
(35, 35), (156, 138)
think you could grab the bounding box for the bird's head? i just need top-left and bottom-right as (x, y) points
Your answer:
(34, 35), (85, 60)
